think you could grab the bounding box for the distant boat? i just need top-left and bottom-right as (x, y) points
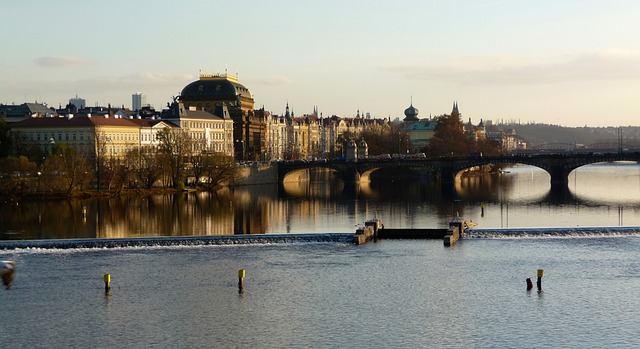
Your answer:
(0, 261), (15, 289)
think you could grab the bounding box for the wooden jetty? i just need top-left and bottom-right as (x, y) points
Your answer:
(354, 216), (474, 246)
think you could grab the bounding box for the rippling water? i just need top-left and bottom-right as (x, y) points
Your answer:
(3, 163), (640, 348)
(2, 234), (640, 348)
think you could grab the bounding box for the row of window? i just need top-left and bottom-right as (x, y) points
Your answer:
(183, 121), (231, 129)
(31, 132), (142, 143)
(36, 132), (91, 142)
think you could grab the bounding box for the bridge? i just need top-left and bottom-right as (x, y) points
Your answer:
(277, 152), (640, 189)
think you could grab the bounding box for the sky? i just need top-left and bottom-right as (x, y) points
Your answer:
(3, 0), (640, 127)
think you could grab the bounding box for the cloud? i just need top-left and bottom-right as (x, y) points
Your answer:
(380, 50), (640, 85)
(35, 56), (92, 68)
(116, 72), (194, 86)
(245, 75), (293, 86)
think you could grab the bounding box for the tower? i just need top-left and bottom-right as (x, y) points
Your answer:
(132, 92), (147, 111)
(451, 101), (460, 119)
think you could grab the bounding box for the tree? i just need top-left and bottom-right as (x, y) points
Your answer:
(125, 146), (163, 189)
(0, 156), (37, 194)
(157, 128), (193, 189)
(200, 153), (239, 190)
(0, 118), (10, 158)
(428, 114), (469, 157)
(94, 131), (110, 191)
(7, 130), (43, 162)
(359, 123), (410, 155)
(43, 143), (91, 194)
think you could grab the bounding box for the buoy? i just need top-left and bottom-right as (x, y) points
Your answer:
(238, 269), (246, 291)
(0, 261), (16, 289)
(526, 277), (533, 291)
(103, 273), (111, 293)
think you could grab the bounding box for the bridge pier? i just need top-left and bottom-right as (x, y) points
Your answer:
(548, 165), (571, 188)
(339, 163), (361, 183)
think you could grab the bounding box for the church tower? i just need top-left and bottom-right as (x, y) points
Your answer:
(451, 101), (460, 119)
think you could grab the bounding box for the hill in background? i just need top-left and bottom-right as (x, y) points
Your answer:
(491, 123), (640, 148)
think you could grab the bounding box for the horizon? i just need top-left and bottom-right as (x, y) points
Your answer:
(3, 1), (640, 127)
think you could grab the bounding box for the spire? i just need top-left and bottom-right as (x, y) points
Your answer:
(451, 100), (460, 118)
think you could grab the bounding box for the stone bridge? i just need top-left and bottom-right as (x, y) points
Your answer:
(277, 152), (640, 189)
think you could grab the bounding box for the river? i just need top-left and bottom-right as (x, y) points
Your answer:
(2, 163), (640, 348)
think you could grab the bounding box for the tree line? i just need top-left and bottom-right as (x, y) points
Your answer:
(339, 115), (502, 158)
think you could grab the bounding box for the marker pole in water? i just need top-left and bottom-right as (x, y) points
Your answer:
(537, 269), (544, 291)
(104, 274), (111, 293)
(526, 278), (533, 291)
(238, 269), (246, 291)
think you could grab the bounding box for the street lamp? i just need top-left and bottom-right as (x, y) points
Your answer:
(235, 139), (245, 161)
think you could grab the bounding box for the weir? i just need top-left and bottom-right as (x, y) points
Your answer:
(0, 234), (354, 250)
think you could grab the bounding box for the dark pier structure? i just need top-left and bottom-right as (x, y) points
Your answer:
(354, 217), (472, 246)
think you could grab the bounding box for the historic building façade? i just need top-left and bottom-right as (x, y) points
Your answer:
(178, 73), (265, 160)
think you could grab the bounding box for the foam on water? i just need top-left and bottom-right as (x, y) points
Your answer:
(0, 233), (354, 252)
(467, 226), (640, 239)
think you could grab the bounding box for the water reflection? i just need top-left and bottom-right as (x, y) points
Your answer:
(2, 164), (640, 240)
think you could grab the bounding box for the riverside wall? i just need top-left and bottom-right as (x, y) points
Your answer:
(231, 163), (280, 186)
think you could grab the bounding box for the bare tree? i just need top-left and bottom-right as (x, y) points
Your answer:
(43, 143), (91, 194)
(94, 130), (109, 191)
(156, 128), (193, 189)
(200, 153), (239, 190)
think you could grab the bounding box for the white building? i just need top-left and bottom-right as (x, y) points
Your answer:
(69, 95), (86, 110)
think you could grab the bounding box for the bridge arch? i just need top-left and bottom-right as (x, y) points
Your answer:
(277, 152), (640, 189)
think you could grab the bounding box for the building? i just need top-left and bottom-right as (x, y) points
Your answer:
(69, 95), (86, 110)
(179, 72), (265, 160)
(132, 92), (147, 111)
(9, 115), (142, 158)
(407, 119), (438, 150)
(264, 111), (288, 161)
(403, 99), (419, 125)
(0, 103), (58, 123)
(160, 101), (234, 156)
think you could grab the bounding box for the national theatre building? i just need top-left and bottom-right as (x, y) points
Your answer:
(179, 73), (265, 160)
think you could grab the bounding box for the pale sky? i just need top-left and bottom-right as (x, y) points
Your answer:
(2, 0), (640, 127)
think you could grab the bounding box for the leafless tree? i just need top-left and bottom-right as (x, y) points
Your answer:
(156, 128), (193, 189)
(200, 153), (239, 190)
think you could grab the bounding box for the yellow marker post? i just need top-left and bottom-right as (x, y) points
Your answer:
(103, 273), (111, 293)
(536, 269), (544, 291)
(238, 269), (246, 291)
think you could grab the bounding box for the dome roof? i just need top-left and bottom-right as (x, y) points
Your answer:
(404, 103), (419, 121)
(180, 74), (253, 102)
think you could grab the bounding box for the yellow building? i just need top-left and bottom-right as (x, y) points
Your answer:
(9, 115), (146, 159)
